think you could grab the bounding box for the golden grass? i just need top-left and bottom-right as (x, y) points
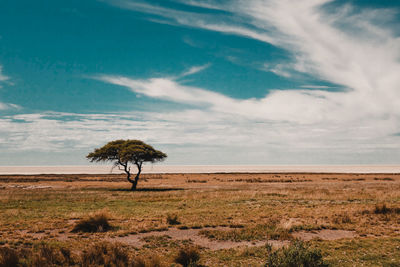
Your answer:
(0, 172), (399, 266)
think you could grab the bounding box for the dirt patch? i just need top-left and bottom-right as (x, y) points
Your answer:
(109, 227), (288, 250)
(292, 229), (357, 241)
(7, 184), (55, 189)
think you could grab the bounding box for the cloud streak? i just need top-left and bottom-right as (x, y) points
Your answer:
(0, 65), (19, 110)
(102, 0), (400, 126)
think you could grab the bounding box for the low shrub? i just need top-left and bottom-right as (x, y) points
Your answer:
(0, 246), (19, 267)
(265, 241), (328, 267)
(166, 214), (181, 225)
(31, 243), (74, 266)
(132, 255), (163, 267)
(1, 243), (76, 267)
(374, 203), (400, 214)
(72, 213), (112, 233)
(81, 242), (130, 267)
(174, 246), (200, 267)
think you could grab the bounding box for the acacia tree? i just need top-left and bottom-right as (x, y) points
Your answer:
(87, 140), (167, 191)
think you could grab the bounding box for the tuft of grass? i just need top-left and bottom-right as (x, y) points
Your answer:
(132, 255), (163, 267)
(31, 243), (75, 266)
(81, 242), (130, 267)
(0, 243), (76, 267)
(166, 214), (181, 225)
(174, 246), (200, 267)
(0, 246), (19, 267)
(72, 213), (112, 233)
(332, 213), (352, 224)
(374, 203), (400, 214)
(265, 241), (329, 267)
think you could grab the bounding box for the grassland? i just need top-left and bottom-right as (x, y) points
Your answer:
(0, 172), (399, 266)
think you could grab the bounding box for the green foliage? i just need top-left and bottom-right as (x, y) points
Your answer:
(265, 241), (328, 267)
(87, 139), (167, 190)
(87, 139), (167, 165)
(72, 213), (112, 233)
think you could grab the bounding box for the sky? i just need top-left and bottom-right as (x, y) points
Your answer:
(1, 0), (400, 166)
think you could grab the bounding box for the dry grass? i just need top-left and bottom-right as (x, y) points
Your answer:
(174, 246), (201, 267)
(72, 213), (113, 233)
(0, 172), (399, 266)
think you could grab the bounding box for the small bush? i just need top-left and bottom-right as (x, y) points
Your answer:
(166, 214), (181, 225)
(265, 241), (328, 267)
(375, 203), (390, 214)
(81, 242), (130, 267)
(0, 246), (19, 267)
(31, 243), (70, 267)
(72, 213), (112, 233)
(333, 213), (352, 224)
(174, 246), (200, 267)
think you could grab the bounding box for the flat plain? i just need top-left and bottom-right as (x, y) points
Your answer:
(0, 172), (399, 266)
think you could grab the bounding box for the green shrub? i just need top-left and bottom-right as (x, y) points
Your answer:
(265, 241), (328, 267)
(72, 213), (112, 233)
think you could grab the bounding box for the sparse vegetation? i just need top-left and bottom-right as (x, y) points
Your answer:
(200, 223), (291, 241)
(81, 242), (130, 267)
(265, 241), (329, 267)
(0, 172), (399, 266)
(374, 203), (400, 214)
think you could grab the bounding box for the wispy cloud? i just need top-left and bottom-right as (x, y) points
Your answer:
(0, 65), (19, 110)
(2, 109), (400, 164)
(179, 64), (211, 78)
(103, 0), (400, 124)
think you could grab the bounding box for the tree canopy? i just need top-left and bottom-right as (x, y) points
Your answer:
(87, 140), (167, 190)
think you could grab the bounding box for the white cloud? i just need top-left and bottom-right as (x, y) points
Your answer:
(0, 65), (19, 110)
(2, 0), (400, 164)
(179, 64), (210, 77)
(103, 0), (400, 126)
(1, 109), (400, 164)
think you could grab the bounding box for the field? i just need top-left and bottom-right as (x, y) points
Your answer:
(0, 172), (400, 266)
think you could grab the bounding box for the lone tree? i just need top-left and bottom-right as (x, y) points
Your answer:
(87, 140), (167, 191)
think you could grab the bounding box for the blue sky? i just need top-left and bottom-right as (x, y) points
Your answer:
(1, 0), (400, 165)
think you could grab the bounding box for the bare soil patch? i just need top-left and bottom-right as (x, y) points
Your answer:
(109, 227), (289, 250)
(292, 229), (357, 241)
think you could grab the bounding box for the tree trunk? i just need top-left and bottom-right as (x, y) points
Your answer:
(130, 162), (142, 191)
(120, 162), (134, 190)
